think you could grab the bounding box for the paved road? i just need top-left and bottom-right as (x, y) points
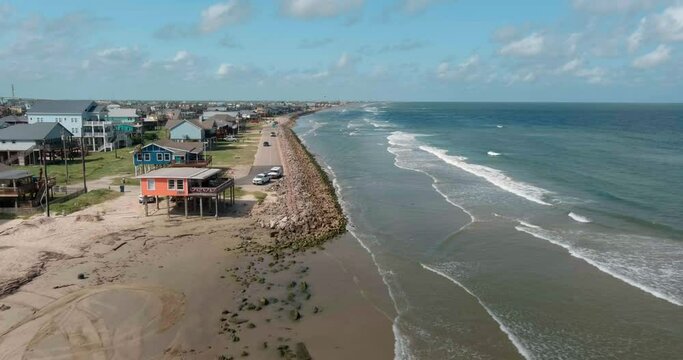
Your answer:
(236, 125), (284, 186)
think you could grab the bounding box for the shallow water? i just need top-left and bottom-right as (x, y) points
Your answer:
(294, 103), (683, 360)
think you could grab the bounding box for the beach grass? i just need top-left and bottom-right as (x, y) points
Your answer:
(25, 148), (136, 185)
(51, 189), (122, 215)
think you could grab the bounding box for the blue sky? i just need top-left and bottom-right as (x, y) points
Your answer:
(0, 0), (682, 102)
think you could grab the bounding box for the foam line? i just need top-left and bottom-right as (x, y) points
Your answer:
(421, 264), (533, 360)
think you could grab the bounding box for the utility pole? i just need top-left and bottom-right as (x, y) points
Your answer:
(80, 132), (88, 193)
(61, 130), (69, 184)
(42, 140), (50, 217)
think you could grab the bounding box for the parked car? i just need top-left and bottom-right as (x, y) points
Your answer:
(138, 194), (156, 204)
(267, 166), (283, 179)
(225, 136), (238, 142)
(252, 173), (271, 185)
(263, 141), (270, 147)
(270, 132), (276, 137)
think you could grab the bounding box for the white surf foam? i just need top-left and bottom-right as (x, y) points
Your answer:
(421, 264), (533, 360)
(386, 141), (476, 227)
(497, 125), (504, 128)
(515, 222), (682, 306)
(419, 145), (552, 206)
(568, 212), (592, 223)
(487, 151), (501, 157)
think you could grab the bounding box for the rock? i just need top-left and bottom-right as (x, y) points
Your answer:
(240, 350), (249, 357)
(0, 304), (11, 311)
(77, 273), (86, 280)
(289, 309), (301, 321)
(312, 306), (320, 314)
(259, 298), (269, 306)
(295, 342), (312, 360)
(247, 323), (256, 329)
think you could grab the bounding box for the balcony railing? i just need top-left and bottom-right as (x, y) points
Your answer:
(189, 178), (233, 195)
(0, 183), (37, 197)
(170, 155), (212, 167)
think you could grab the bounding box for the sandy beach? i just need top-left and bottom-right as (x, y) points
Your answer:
(0, 114), (395, 359)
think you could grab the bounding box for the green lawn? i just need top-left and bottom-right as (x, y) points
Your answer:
(207, 127), (262, 167)
(26, 148), (136, 185)
(51, 189), (122, 215)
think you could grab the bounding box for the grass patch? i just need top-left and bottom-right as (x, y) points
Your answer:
(51, 189), (122, 215)
(26, 148), (136, 186)
(207, 126), (262, 167)
(110, 177), (141, 186)
(0, 213), (17, 220)
(233, 187), (267, 203)
(253, 191), (267, 203)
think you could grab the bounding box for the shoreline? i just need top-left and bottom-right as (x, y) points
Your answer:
(0, 111), (395, 359)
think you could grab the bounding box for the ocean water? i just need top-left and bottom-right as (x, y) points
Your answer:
(293, 103), (683, 360)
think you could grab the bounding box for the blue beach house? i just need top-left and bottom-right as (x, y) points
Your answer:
(166, 119), (216, 149)
(133, 139), (211, 175)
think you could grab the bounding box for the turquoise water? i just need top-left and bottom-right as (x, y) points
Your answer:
(294, 103), (683, 359)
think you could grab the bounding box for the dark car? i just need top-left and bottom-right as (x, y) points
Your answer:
(263, 141), (270, 146)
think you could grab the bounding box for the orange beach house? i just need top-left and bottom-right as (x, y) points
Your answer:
(137, 167), (235, 217)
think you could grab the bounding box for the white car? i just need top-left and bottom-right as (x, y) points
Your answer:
(267, 166), (283, 179)
(252, 173), (271, 185)
(225, 136), (238, 142)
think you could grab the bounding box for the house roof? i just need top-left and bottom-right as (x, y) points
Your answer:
(0, 123), (72, 141)
(108, 108), (139, 118)
(0, 115), (29, 124)
(136, 167), (222, 180)
(207, 114), (237, 128)
(27, 100), (96, 115)
(148, 139), (204, 153)
(165, 119), (214, 131)
(0, 167), (33, 180)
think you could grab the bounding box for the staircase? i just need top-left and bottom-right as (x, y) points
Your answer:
(2, 146), (35, 165)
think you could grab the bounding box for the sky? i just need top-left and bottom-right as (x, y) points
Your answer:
(0, 0), (682, 102)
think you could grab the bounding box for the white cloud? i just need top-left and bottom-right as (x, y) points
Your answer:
(336, 52), (355, 69)
(651, 5), (683, 41)
(280, 0), (364, 19)
(436, 55), (481, 81)
(633, 44), (672, 68)
(499, 33), (544, 57)
(200, 0), (250, 33)
(172, 50), (192, 63)
(572, 0), (663, 13)
(400, 0), (454, 14)
(575, 67), (607, 84)
(560, 58), (582, 73)
(628, 5), (683, 51)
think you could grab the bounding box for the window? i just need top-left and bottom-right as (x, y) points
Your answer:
(168, 179), (175, 190)
(136, 154), (142, 161)
(157, 153), (163, 161)
(144, 153), (151, 161)
(164, 153), (171, 161)
(176, 179), (184, 190)
(147, 179), (155, 190)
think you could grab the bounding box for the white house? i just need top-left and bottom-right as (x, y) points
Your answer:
(26, 100), (124, 152)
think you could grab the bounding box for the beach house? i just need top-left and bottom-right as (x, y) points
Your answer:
(133, 140), (211, 175)
(0, 164), (54, 210)
(136, 167), (235, 217)
(26, 100), (125, 152)
(166, 119), (216, 149)
(0, 123), (74, 166)
(107, 107), (140, 134)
